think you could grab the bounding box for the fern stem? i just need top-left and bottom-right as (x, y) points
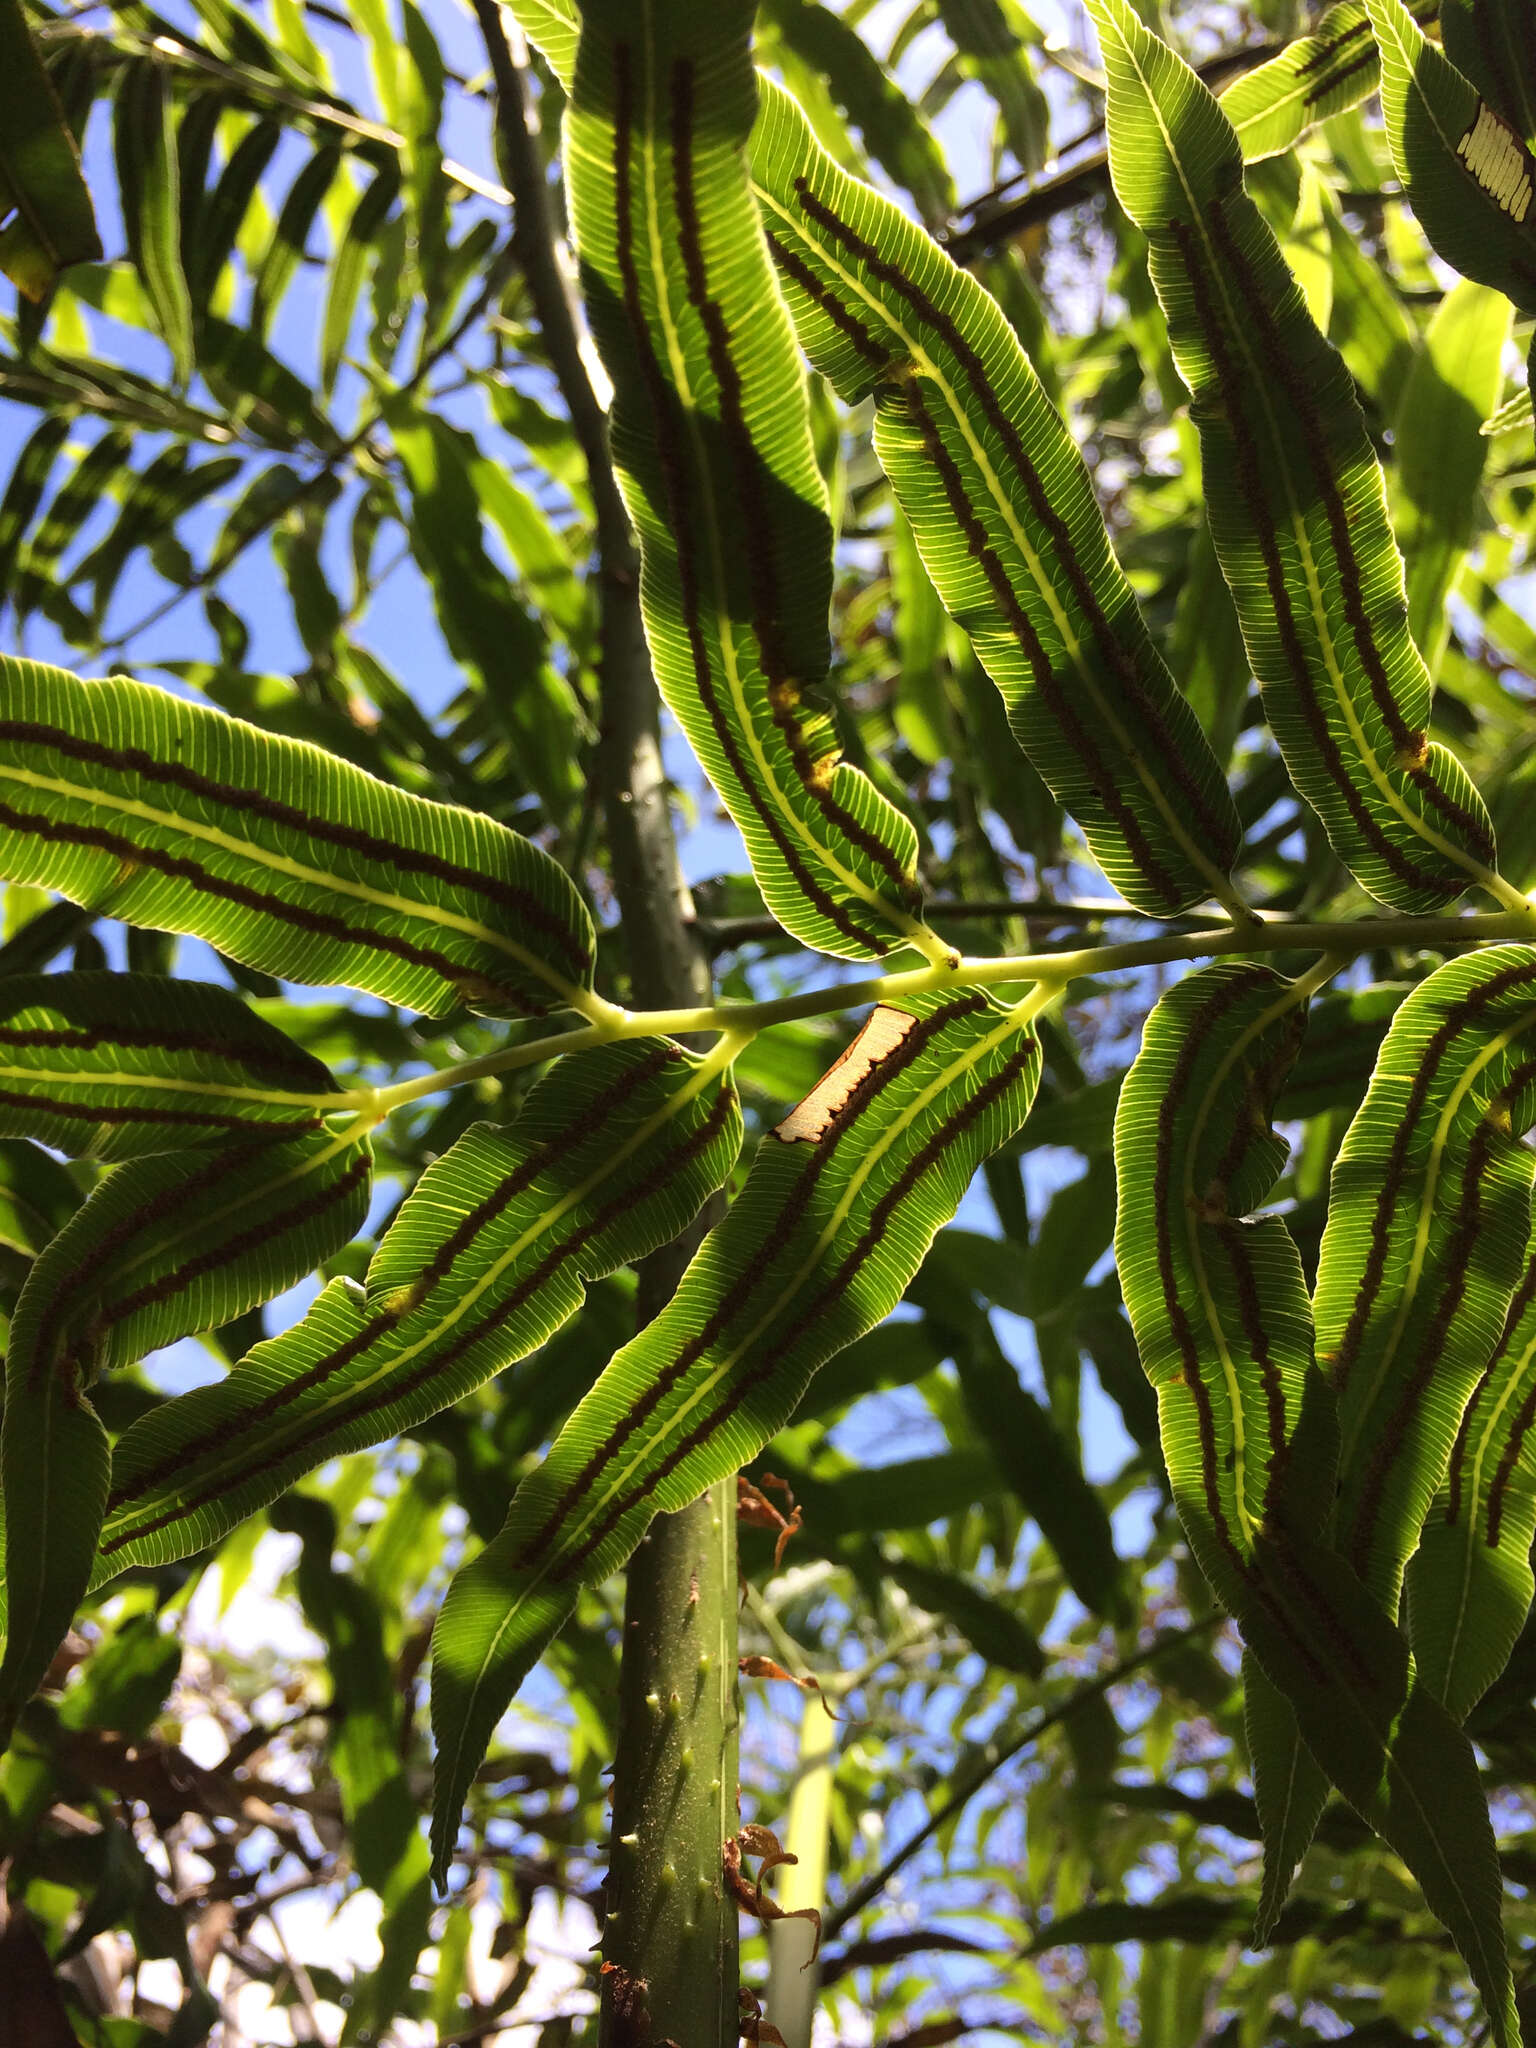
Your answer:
(362, 907), (1536, 1115)
(473, 12), (742, 2039)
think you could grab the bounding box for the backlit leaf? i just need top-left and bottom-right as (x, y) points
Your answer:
(93, 1038), (741, 1588)
(759, 0), (954, 225)
(9, 1127), (372, 1388)
(1390, 280), (1510, 674)
(1236, 1530), (1519, 2048)
(251, 140), (342, 338)
(750, 77), (1243, 920)
(0, 417), (69, 615)
(112, 58), (194, 384)
(386, 402), (583, 821)
(884, 1554), (1045, 1676)
(1108, 972), (1523, 2042)
(1441, 0), (1536, 143)
(953, 1316), (1128, 1622)
(1091, 0), (1502, 915)
(1315, 946), (1536, 1615)
(0, 1378), (105, 1749)
(0, 1138), (78, 1258)
(0, 0), (101, 298)
(0, 971), (342, 1158)
(1407, 1233), (1536, 1720)
(0, 660), (597, 1019)
(0, 1122), (372, 1736)
(1484, 384), (1534, 437)
(1366, 0), (1536, 313)
(321, 160), (401, 398)
(184, 115), (281, 311)
(567, 0), (936, 963)
(1114, 960), (1334, 1596)
(1245, 1651), (1329, 1944)
(8, 429), (134, 636)
(1113, 958), (1340, 1940)
(1217, 1), (1422, 165)
(429, 989), (1042, 1878)
(934, 0), (1048, 174)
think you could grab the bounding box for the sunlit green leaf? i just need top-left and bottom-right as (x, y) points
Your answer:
(0, 971), (342, 1158)
(1365, 0), (1536, 311)
(934, 0), (1047, 173)
(0, 660), (597, 1019)
(1316, 946), (1536, 1615)
(1391, 280), (1510, 674)
(1115, 960), (1334, 1592)
(1244, 1650), (1329, 1943)
(1407, 1231), (1536, 1720)
(566, 0), (936, 963)
(759, 0), (954, 224)
(953, 1317), (1128, 1622)
(112, 58), (194, 383)
(0, 1119), (372, 1733)
(94, 1038), (740, 1588)
(1484, 383), (1535, 436)
(750, 78), (1243, 919)
(429, 989), (1042, 1878)
(1091, 0), (1502, 914)
(386, 402), (583, 821)
(1237, 1529), (1520, 2048)
(884, 1553), (1045, 1676)
(1218, 1), (1420, 165)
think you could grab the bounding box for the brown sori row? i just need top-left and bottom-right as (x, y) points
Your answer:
(0, 791), (546, 1015)
(784, 171), (1239, 871)
(100, 1062), (737, 1551)
(606, 47), (901, 954)
(0, 718), (592, 979)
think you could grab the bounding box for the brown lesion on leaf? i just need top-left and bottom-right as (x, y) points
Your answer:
(773, 1006), (917, 1145)
(723, 1825), (822, 1965)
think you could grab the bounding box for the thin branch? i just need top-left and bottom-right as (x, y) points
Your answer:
(819, 1617), (1220, 1945)
(472, 0), (702, 1010)
(471, 2), (625, 550)
(693, 895), (1235, 949)
(470, 22), (738, 2048)
(359, 905), (1536, 1114)
(942, 38), (1281, 263)
(262, 1910), (324, 2044)
(442, 2016), (591, 2047)
(96, 457), (345, 658)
